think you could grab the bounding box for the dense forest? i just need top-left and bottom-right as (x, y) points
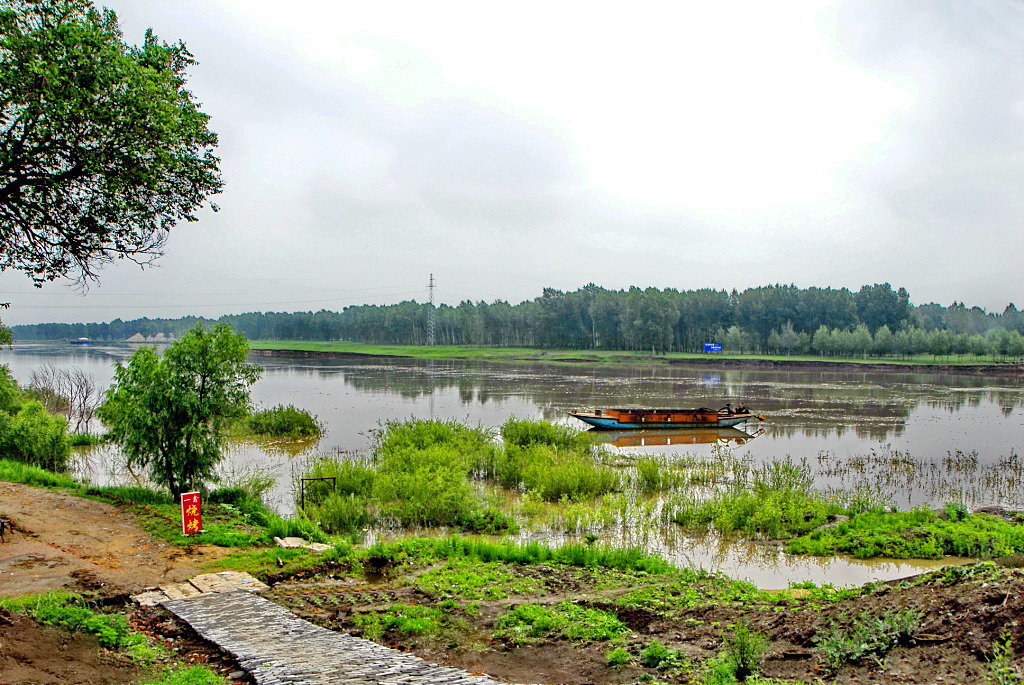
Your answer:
(11, 283), (1024, 359)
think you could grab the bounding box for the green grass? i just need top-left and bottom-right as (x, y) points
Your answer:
(204, 546), (338, 577)
(0, 457), (80, 488)
(606, 646), (632, 666)
(787, 509), (1024, 559)
(1, 592), (144, 648)
(141, 666), (226, 685)
(351, 603), (445, 640)
(494, 601), (627, 645)
(362, 536), (674, 574)
(414, 558), (543, 600)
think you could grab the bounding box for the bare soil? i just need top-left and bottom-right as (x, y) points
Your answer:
(0, 482), (253, 684)
(0, 481), (232, 597)
(0, 613), (149, 685)
(270, 562), (1024, 684)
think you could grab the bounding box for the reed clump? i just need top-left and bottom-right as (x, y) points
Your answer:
(665, 458), (843, 538)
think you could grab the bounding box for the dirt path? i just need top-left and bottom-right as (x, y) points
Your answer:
(0, 482), (232, 597)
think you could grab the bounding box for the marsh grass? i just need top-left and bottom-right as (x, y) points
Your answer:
(362, 536), (674, 574)
(298, 419), (619, 534)
(665, 458), (843, 538)
(245, 404), (322, 438)
(788, 508), (1024, 559)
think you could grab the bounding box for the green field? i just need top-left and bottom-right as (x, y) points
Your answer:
(248, 340), (1010, 368)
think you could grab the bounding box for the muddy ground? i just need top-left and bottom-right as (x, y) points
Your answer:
(0, 482), (248, 684)
(0, 481), (233, 597)
(3, 481), (1024, 684)
(268, 559), (1024, 684)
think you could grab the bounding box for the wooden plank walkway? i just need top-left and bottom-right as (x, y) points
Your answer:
(162, 590), (504, 684)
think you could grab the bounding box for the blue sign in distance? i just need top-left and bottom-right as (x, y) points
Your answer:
(704, 342), (723, 352)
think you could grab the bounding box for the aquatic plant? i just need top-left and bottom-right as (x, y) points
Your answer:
(246, 404), (323, 438)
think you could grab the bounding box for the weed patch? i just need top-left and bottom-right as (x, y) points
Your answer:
(415, 558), (543, 600)
(788, 509), (1024, 559)
(815, 609), (922, 671)
(494, 601), (627, 645)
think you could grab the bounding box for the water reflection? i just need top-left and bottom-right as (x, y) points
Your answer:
(519, 528), (971, 589)
(595, 427), (762, 448)
(4, 344), (1024, 576)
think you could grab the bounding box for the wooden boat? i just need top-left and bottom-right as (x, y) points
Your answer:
(568, 404), (764, 430)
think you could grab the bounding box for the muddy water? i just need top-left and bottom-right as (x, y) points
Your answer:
(3, 343), (1021, 587)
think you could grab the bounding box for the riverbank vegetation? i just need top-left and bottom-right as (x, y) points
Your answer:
(290, 418), (1024, 564)
(13, 283), (1024, 362)
(5, 435), (1024, 682)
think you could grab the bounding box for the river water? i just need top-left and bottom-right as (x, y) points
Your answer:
(3, 342), (1022, 587)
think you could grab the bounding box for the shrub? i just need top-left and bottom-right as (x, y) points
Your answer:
(247, 404), (322, 438)
(0, 365), (25, 414)
(0, 400), (71, 470)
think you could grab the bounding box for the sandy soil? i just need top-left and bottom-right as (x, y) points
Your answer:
(0, 482), (232, 597)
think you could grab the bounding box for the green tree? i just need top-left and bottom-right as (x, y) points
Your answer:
(97, 325), (259, 496)
(0, 0), (221, 284)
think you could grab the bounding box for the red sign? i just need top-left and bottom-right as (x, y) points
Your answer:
(181, 492), (203, 535)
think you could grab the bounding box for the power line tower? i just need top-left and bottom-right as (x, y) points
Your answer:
(426, 273), (436, 346)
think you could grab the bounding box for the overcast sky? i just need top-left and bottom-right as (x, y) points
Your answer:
(3, 0), (1023, 326)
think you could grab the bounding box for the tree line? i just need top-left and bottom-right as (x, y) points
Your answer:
(11, 283), (1024, 359)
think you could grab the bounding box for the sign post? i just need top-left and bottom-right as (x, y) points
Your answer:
(703, 342), (723, 353)
(181, 491), (203, 536)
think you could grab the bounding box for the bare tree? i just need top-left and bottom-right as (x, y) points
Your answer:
(29, 364), (102, 433)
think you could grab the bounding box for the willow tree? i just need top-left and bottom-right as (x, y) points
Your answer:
(0, 0), (221, 285)
(98, 325), (259, 496)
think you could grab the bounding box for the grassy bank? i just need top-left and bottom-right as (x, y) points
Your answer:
(248, 340), (1018, 369)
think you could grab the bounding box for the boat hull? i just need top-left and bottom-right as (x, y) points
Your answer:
(569, 412), (754, 430)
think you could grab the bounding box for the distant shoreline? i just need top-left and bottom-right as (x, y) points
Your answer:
(246, 344), (1024, 378)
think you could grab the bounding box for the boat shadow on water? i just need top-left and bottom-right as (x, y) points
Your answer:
(594, 426), (764, 448)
